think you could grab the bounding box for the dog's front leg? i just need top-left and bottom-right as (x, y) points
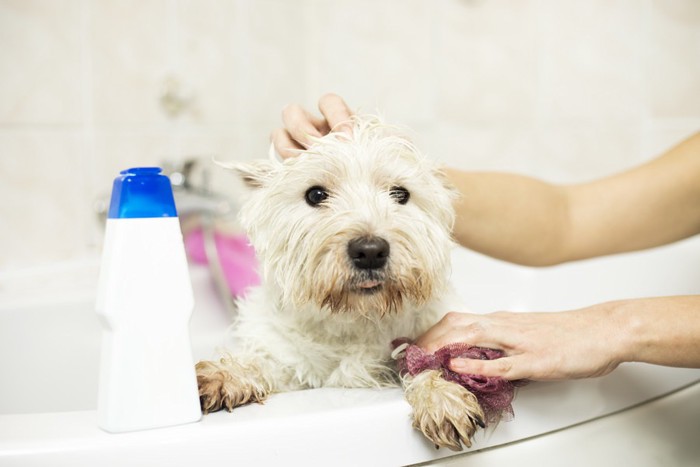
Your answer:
(196, 354), (277, 414)
(403, 370), (485, 451)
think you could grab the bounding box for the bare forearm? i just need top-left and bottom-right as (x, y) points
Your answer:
(445, 169), (571, 266)
(616, 296), (700, 369)
(445, 132), (700, 266)
(567, 134), (700, 259)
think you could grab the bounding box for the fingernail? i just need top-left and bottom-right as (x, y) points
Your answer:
(449, 358), (464, 371)
(336, 122), (353, 136)
(450, 358), (473, 373)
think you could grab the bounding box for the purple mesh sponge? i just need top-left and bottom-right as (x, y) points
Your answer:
(392, 339), (527, 426)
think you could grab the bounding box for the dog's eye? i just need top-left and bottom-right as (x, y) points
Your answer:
(390, 186), (410, 205)
(305, 186), (329, 207)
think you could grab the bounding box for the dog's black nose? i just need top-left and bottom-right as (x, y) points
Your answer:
(347, 237), (390, 270)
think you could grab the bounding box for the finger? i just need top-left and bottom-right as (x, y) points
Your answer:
(318, 93), (353, 135)
(449, 356), (529, 381)
(271, 128), (304, 159)
(308, 114), (331, 135)
(416, 312), (491, 353)
(414, 312), (468, 352)
(281, 104), (324, 148)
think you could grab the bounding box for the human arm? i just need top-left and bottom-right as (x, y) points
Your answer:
(416, 296), (700, 381)
(447, 134), (700, 265)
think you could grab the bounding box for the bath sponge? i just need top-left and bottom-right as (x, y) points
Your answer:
(392, 339), (527, 426)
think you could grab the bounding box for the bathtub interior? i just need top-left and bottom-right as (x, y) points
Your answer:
(1, 236), (699, 465)
(0, 265), (230, 415)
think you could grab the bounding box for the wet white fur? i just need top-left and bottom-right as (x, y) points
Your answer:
(200, 115), (461, 392)
(196, 116), (487, 449)
(217, 116), (459, 392)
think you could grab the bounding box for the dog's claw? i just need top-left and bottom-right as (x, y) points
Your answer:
(225, 396), (236, 412)
(196, 359), (272, 415)
(404, 370), (486, 450)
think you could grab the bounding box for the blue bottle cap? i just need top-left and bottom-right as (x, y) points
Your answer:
(108, 167), (178, 219)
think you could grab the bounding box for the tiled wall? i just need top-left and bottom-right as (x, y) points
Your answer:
(1, 0), (699, 271)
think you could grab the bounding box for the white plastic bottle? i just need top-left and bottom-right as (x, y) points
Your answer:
(96, 167), (202, 433)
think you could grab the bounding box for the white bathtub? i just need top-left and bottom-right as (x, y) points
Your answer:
(1, 238), (699, 466)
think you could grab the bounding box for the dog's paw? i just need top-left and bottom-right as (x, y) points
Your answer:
(195, 357), (272, 414)
(403, 369), (485, 451)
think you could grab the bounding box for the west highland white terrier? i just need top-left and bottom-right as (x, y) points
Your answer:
(196, 116), (497, 450)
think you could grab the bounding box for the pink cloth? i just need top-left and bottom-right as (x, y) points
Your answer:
(392, 339), (527, 426)
(185, 229), (260, 297)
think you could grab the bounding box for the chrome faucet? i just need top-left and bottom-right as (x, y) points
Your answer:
(162, 159), (236, 219)
(163, 158), (239, 315)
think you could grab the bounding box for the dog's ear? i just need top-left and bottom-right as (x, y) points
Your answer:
(216, 159), (278, 189)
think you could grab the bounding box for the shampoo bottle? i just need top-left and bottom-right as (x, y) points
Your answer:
(96, 167), (202, 433)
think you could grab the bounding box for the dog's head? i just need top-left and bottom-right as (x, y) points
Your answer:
(231, 115), (457, 317)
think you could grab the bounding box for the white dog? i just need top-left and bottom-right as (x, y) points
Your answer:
(196, 116), (487, 450)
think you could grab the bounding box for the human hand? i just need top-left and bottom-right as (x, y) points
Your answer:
(416, 305), (625, 381)
(271, 93), (354, 159)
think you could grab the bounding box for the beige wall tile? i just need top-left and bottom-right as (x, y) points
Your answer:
(177, 0), (308, 126)
(537, 0), (647, 121)
(0, 129), (87, 270)
(650, 0), (700, 118)
(90, 0), (173, 125)
(644, 118), (700, 159)
(434, 0), (538, 123)
(531, 123), (644, 182)
(0, 0), (83, 124)
(176, 0), (241, 125)
(173, 124), (272, 163)
(308, 0), (435, 124)
(432, 122), (540, 173)
(233, 0), (309, 124)
(432, 121), (644, 183)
